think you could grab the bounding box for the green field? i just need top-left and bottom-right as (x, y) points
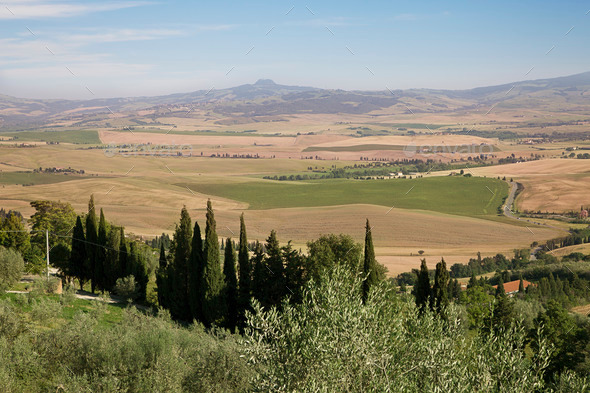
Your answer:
(368, 123), (448, 130)
(1, 130), (101, 144)
(180, 176), (509, 216)
(303, 144), (406, 152)
(0, 292), (126, 328)
(0, 171), (92, 186)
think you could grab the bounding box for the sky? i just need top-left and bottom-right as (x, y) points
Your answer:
(0, 0), (588, 99)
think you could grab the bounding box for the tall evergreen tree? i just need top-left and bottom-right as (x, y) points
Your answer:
(448, 278), (462, 301)
(414, 259), (431, 314)
(188, 221), (204, 322)
(201, 200), (223, 326)
(104, 226), (120, 290)
(431, 258), (450, 317)
(283, 241), (305, 304)
(467, 273), (477, 289)
(362, 219), (378, 304)
(131, 243), (149, 302)
(496, 277), (506, 297)
(95, 208), (108, 291)
(518, 274), (525, 293)
(250, 241), (265, 306)
(156, 243), (168, 308)
(69, 216), (87, 290)
(159, 242), (167, 269)
(486, 277), (514, 334)
(170, 207), (192, 320)
(223, 238), (238, 332)
(118, 227), (128, 277)
(85, 195), (98, 293)
(261, 230), (286, 309)
(237, 213), (251, 329)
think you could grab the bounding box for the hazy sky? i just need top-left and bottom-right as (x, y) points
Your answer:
(0, 0), (588, 99)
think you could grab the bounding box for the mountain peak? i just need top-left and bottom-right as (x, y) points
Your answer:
(254, 79), (277, 86)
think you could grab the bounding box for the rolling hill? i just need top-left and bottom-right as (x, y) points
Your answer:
(1, 72), (590, 130)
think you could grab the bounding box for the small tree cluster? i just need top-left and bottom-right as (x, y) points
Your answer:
(67, 195), (149, 300)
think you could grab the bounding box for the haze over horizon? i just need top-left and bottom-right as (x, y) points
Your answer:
(1, 0), (589, 99)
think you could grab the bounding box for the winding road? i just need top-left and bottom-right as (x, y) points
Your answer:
(502, 181), (557, 259)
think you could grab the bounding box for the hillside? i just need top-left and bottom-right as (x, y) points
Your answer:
(1, 72), (590, 130)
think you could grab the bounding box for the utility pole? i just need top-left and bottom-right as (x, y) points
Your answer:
(46, 229), (50, 280)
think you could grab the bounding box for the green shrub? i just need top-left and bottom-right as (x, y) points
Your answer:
(243, 267), (555, 392)
(0, 300), (26, 341)
(0, 247), (24, 292)
(114, 275), (139, 302)
(59, 283), (77, 305)
(30, 298), (62, 324)
(32, 277), (61, 294)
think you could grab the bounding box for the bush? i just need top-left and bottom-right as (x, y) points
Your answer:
(243, 267), (555, 392)
(0, 300), (26, 341)
(114, 275), (139, 302)
(33, 277), (61, 294)
(30, 298), (62, 324)
(60, 284), (77, 305)
(0, 247), (24, 292)
(0, 307), (254, 391)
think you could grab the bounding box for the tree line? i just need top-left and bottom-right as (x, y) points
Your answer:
(65, 195), (150, 301)
(156, 202), (385, 331)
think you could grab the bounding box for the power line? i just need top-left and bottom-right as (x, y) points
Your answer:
(0, 230), (139, 256)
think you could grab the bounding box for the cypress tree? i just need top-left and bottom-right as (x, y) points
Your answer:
(188, 221), (204, 322)
(223, 237), (238, 332)
(159, 242), (167, 268)
(95, 209), (108, 291)
(261, 230), (286, 309)
(414, 259), (431, 314)
(496, 277), (506, 297)
(362, 219), (378, 304)
(70, 216), (87, 290)
(85, 195), (98, 293)
(467, 273), (477, 289)
(131, 243), (148, 302)
(250, 241), (265, 306)
(518, 274), (525, 293)
(156, 243), (168, 308)
(237, 213), (251, 329)
(201, 200), (223, 326)
(104, 225), (120, 290)
(431, 258), (450, 317)
(283, 241), (305, 304)
(171, 206), (192, 320)
(118, 227), (128, 277)
(487, 277), (514, 333)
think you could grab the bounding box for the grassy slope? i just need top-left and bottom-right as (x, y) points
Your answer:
(0, 292), (125, 328)
(180, 176), (509, 216)
(0, 172), (94, 185)
(1, 130), (101, 144)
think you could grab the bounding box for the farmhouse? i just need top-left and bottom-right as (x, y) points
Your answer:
(493, 279), (534, 296)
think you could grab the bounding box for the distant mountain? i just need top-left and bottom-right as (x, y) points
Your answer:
(438, 71), (590, 101)
(1, 72), (589, 129)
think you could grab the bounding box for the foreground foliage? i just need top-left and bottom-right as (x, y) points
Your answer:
(0, 269), (589, 392)
(243, 268), (589, 392)
(0, 296), (252, 393)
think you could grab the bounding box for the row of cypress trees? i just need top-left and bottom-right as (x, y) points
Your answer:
(69, 195), (149, 300)
(414, 257), (516, 331)
(414, 258), (451, 318)
(157, 201), (230, 327)
(157, 203), (382, 330)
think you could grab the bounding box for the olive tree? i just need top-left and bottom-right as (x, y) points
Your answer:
(0, 247), (24, 292)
